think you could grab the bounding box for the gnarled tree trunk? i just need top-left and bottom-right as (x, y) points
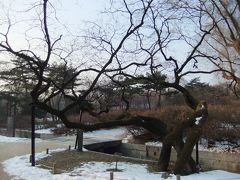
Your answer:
(159, 100), (208, 175)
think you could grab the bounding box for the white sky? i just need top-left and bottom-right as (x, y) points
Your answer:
(0, 0), (107, 49)
(0, 0), (223, 84)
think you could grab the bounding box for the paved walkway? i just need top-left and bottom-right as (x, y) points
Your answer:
(0, 139), (73, 180)
(0, 135), (121, 180)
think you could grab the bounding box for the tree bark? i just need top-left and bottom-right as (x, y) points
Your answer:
(159, 100), (208, 175)
(174, 126), (201, 174)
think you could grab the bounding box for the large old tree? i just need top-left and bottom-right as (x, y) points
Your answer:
(0, 0), (237, 175)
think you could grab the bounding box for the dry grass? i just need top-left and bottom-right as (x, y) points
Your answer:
(203, 104), (240, 142)
(129, 103), (240, 144)
(54, 100), (240, 144)
(37, 150), (158, 174)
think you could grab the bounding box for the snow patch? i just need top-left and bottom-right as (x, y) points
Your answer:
(122, 134), (133, 143)
(201, 104), (205, 109)
(145, 140), (240, 153)
(0, 135), (43, 143)
(145, 141), (163, 147)
(84, 127), (128, 139)
(35, 128), (54, 134)
(2, 149), (240, 180)
(195, 116), (202, 125)
(2, 148), (65, 180)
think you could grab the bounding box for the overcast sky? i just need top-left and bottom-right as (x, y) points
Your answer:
(0, 0), (223, 84)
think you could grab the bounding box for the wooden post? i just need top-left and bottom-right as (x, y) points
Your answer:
(53, 163), (56, 174)
(176, 174), (181, 180)
(114, 153), (121, 171)
(115, 157), (118, 171)
(46, 148), (49, 154)
(110, 171), (114, 180)
(115, 160), (118, 171)
(161, 172), (168, 179)
(68, 145), (71, 151)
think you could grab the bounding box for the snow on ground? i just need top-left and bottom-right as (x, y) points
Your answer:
(0, 127), (128, 143)
(145, 141), (163, 147)
(122, 134), (134, 143)
(0, 135), (43, 143)
(145, 140), (240, 153)
(35, 128), (54, 134)
(2, 149), (240, 180)
(198, 142), (240, 153)
(83, 127), (128, 139)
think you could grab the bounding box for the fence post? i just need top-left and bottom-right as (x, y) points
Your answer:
(53, 163), (56, 174)
(176, 174), (181, 180)
(46, 148), (49, 154)
(29, 155), (32, 163)
(110, 171), (114, 180)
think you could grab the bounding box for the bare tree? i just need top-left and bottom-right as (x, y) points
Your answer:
(79, 0), (214, 174)
(0, 0), (160, 166)
(0, 0), (235, 175)
(197, 0), (240, 93)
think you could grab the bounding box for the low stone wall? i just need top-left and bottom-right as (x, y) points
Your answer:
(118, 143), (146, 159)
(118, 143), (240, 173)
(0, 128), (7, 136)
